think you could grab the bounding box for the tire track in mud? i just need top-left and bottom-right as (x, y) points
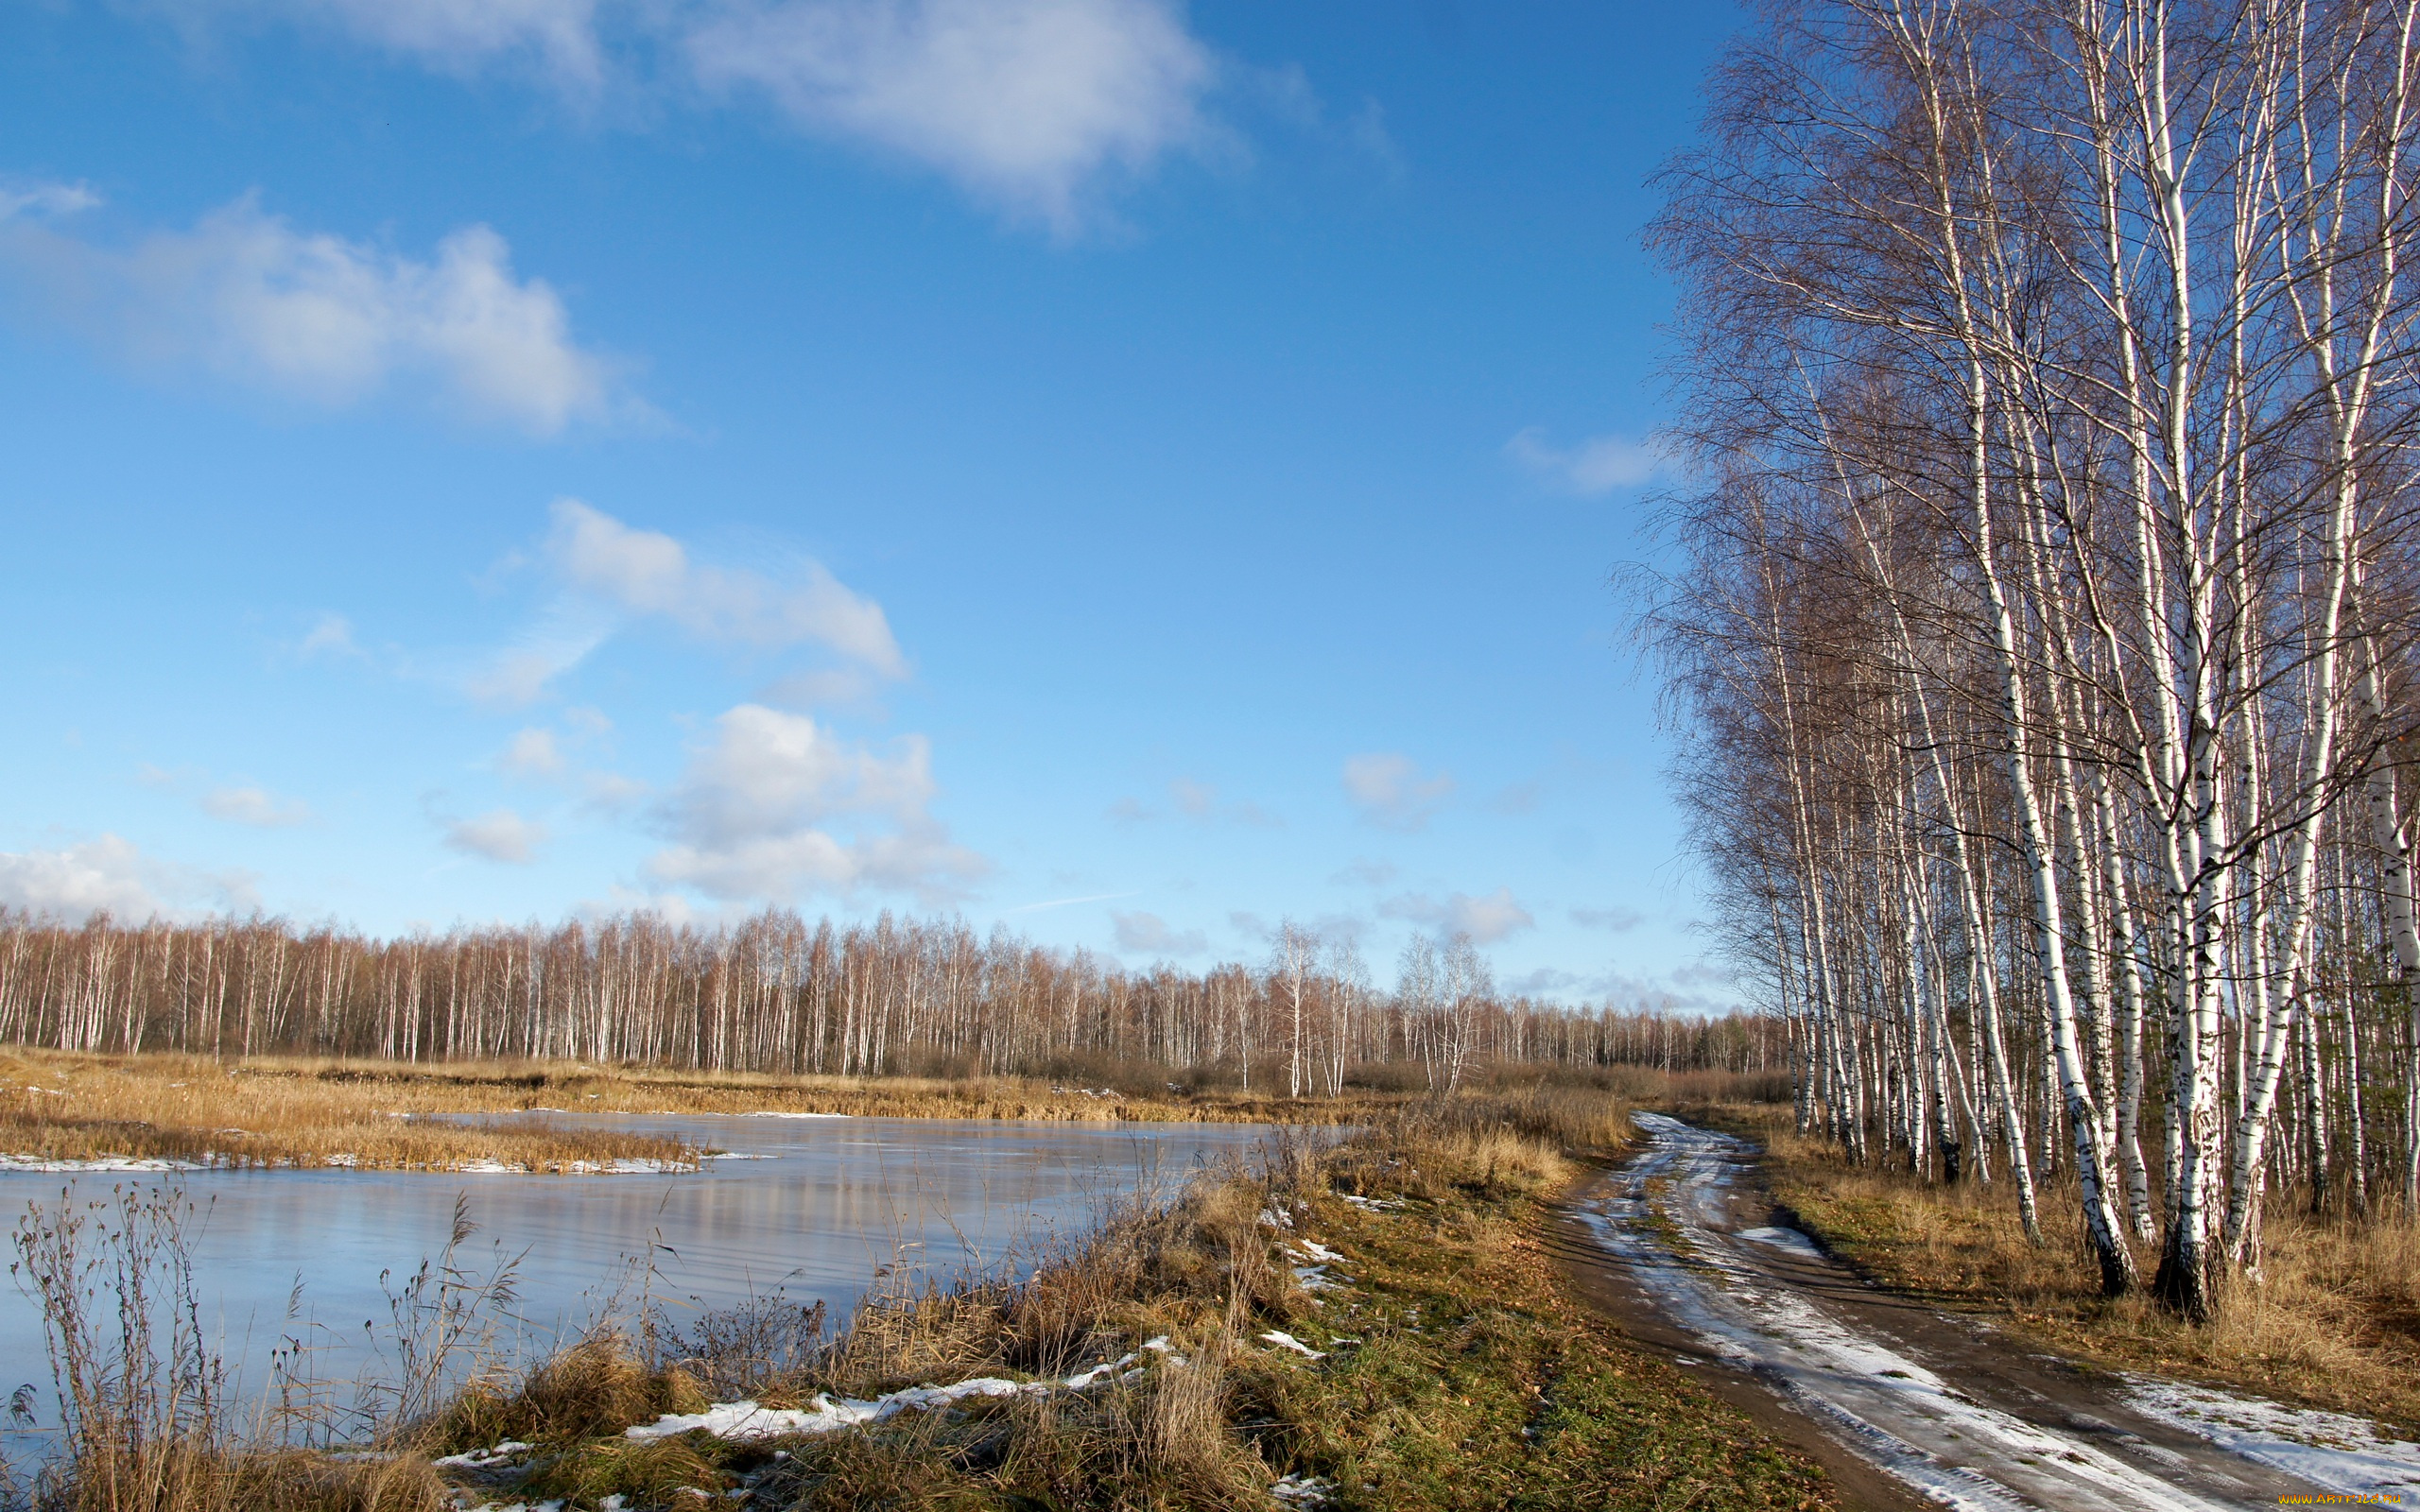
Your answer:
(1552, 1112), (2420, 1511)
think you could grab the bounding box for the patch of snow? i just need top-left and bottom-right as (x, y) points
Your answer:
(0, 1153), (206, 1172)
(432, 1440), (533, 1469)
(566, 1159), (695, 1174)
(2125, 1377), (2420, 1501)
(1260, 1332), (1325, 1361)
(1270, 1471), (1334, 1504)
(1291, 1265), (1347, 1293)
(1291, 1240), (1346, 1263)
(739, 1111), (850, 1119)
(1737, 1226), (1824, 1258)
(324, 1153), (360, 1167)
(1338, 1194), (1400, 1211)
(1257, 1207), (1295, 1228)
(625, 1345), (1183, 1443)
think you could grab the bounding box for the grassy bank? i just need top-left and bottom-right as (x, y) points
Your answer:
(12, 1090), (1840, 1512)
(1730, 1103), (2420, 1435)
(0, 1049), (1758, 1176)
(0, 1049), (702, 1174)
(0, 1049), (1328, 1175)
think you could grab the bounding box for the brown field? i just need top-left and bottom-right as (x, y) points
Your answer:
(1724, 1103), (2420, 1435)
(15, 1086), (1841, 1512)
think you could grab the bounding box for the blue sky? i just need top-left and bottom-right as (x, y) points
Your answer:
(0, 1), (1738, 1007)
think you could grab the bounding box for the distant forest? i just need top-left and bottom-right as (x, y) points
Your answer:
(0, 908), (1772, 1094)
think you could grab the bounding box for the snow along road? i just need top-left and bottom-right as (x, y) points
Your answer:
(1558, 1111), (2420, 1511)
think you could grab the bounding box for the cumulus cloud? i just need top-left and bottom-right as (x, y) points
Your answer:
(1505, 967), (1581, 998)
(1570, 905), (1644, 933)
(0, 186), (626, 434)
(1505, 427), (1665, 495)
(686, 0), (1216, 233)
(1590, 967), (1741, 1016)
(0, 834), (257, 920)
(186, 1), (1223, 235)
(1330, 857), (1396, 887)
(298, 612), (363, 658)
(645, 703), (983, 902)
(1379, 886), (1535, 945)
(1111, 909), (1205, 956)
(550, 499), (905, 671)
(456, 502), (904, 707)
(236, 0), (609, 86)
(200, 784), (315, 828)
(1103, 778), (1277, 827)
(0, 179), (101, 220)
(498, 727), (567, 778)
(443, 808), (546, 863)
(1341, 752), (1452, 832)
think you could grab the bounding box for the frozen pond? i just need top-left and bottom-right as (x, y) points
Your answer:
(0, 1113), (1277, 1450)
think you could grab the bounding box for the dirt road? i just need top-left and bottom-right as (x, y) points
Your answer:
(1554, 1112), (2420, 1510)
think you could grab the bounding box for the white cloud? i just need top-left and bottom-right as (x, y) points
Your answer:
(1111, 909), (1204, 956)
(550, 499), (906, 673)
(646, 703), (984, 902)
(0, 179), (101, 221)
(444, 808), (546, 863)
(1505, 427), (1665, 495)
(1341, 752), (1452, 832)
(685, 0), (1216, 233)
(581, 771), (651, 813)
(1379, 886), (1535, 945)
(1505, 967), (1581, 998)
(0, 191), (626, 434)
(240, 0), (608, 86)
(200, 784), (315, 828)
(1570, 905), (1644, 933)
(0, 834), (258, 921)
(762, 667), (880, 709)
(152, 0), (1235, 234)
(498, 727), (567, 777)
(298, 612), (363, 658)
(1139, 776), (1280, 828)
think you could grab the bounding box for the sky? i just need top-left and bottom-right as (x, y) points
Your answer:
(0, 0), (1741, 1009)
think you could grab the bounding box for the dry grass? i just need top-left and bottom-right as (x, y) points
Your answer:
(1743, 1106), (2420, 1434)
(0, 1050), (698, 1174)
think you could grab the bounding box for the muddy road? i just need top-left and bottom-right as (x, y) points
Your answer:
(1555, 1112), (2420, 1511)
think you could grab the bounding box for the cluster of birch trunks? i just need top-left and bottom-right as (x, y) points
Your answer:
(0, 907), (1785, 1095)
(1645, 0), (2420, 1317)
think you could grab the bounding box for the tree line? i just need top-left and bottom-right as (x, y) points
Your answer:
(0, 907), (1778, 1091)
(1648, 0), (2420, 1317)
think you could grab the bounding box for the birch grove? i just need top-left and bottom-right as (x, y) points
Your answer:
(0, 908), (1783, 1089)
(1649, 0), (2420, 1315)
